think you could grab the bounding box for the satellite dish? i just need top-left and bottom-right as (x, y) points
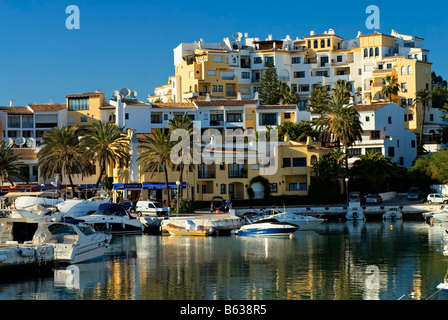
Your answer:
(130, 90), (137, 98)
(113, 90), (120, 97)
(15, 137), (26, 146)
(119, 88), (131, 97)
(26, 138), (36, 148)
(5, 138), (13, 147)
(232, 32), (242, 40)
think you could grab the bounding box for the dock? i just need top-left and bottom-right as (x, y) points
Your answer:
(0, 243), (54, 272)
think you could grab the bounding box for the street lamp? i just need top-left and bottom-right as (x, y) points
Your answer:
(345, 178), (349, 205)
(176, 180), (180, 217)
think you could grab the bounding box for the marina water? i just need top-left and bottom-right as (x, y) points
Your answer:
(1, 220), (447, 300)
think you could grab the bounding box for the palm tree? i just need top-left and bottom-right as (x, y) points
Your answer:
(168, 115), (193, 198)
(138, 129), (173, 204)
(38, 125), (91, 196)
(381, 75), (400, 102)
(81, 121), (130, 195)
(0, 141), (28, 186)
(414, 89), (432, 154)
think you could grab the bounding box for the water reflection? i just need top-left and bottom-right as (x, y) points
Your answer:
(0, 221), (447, 300)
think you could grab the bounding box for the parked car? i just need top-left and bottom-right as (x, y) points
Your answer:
(349, 192), (366, 204)
(119, 201), (137, 213)
(427, 193), (448, 204)
(407, 187), (421, 200)
(136, 200), (170, 217)
(210, 196), (227, 213)
(364, 194), (383, 204)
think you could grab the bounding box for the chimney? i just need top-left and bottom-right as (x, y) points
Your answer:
(237, 92), (242, 100)
(306, 136), (312, 146)
(9, 100), (14, 107)
(284, 132), (290, 142)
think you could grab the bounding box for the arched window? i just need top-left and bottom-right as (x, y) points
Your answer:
(364, 48), (368, 57)
(369, 48), (374, 57)
(408, 66), (413, 75)
(375, 47), (379, 56)
(401, 66), (406, 75)
(314, 40), (318, 48)
(321, 39), (325, 48)
(310, 155), (318, 165)
(327, 39), (331, 47)
(308, 40), (311, 48)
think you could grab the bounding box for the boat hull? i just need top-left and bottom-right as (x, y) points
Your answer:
(237, 221), (299, 237)
(89, 222), (143, 235)
(54, 240), (110, 264)
(166, 224), (208, 236)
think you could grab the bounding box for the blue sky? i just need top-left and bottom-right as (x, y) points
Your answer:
(0, 0), (447, 106)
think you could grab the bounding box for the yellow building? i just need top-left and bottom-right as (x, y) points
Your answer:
(66, 91), (105, 127)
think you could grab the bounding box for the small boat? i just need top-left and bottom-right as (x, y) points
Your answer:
(430, 209), (448, 222)
(33, 222), (111, 264)
(382, 208), (403, 221)
(6, 191), (64, 210)
(166, 220), (208, 236)
(346, 202), (365, 221)
(237, 218), (299, 236)
(56, 196), (111, 219)
(79, 203), (144, 235)
(257, 209), (325, 231)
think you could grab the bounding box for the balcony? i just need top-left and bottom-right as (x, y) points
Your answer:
(183, 92), (199, 99)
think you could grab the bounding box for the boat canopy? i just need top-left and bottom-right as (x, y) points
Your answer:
(4, 191), (60, 198)
(95, 203), (128, 216)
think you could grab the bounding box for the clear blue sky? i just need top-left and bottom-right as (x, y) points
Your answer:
(0, 0), (447, 106)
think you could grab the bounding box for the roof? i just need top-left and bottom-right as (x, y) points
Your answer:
(0, 107), (33, 114)
(194, 100), (258, 107)
(12, 148), (37, 160)
(66, 92), (103, 98)
(151, 103), (195, 109)
(352, 103), (391, 112)
(28, 104), (66, 111)
(258, 104), (297, 110)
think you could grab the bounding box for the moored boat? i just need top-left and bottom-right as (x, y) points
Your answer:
(236, 218), (299, 236)
(256, 209), (325, 231)
(166, 220), (208, 236)
(382, 208), (403, 221)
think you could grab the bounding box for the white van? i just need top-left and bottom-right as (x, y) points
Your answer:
(136, 201), (170, 217)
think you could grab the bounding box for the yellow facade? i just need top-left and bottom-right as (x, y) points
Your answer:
(66, 91), (104, 127)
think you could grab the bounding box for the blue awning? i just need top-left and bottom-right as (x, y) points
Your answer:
(113, 182), (186, 190)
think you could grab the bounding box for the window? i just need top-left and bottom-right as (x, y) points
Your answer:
(283, 158), (291, 167)
(270, 183), (278, 193)
(401, 83), (407, 91)
(430, 114), (434, 121)
(289, 183), (307, 191)
(388, 116), (392, 124)
(284, 113), (291, 119)
(364, 48), (368, 58)
(408, 114), (414, 121)
(68, 116), (74, 124)
(212, 85), (223, 92)
(371, 131), (381, 139)
(337, 55), (343, 62)
(22, 115), (33, 128)
(214, 56), (223, 63)
(327, 39), (331, 47)
(189, 71), (194, 78)
(388, 147), (395, 157)
(254, 57), (262, 64)
(408, 66), (413, 75)
(68, 98), (89, 111)
(314, 40), (318, 48)
(207, 70), (217, 76)
(264, 56), (274, 66)
(369, 48), (374, 56)
(227, 113), (242, 122)
(7, 115), (20, 128)
(321, 40), (325, 48)
(151, 114), (162, 123)
(375, 47), (379, 56)
(365, 116), (370, 122)
(387, 63), (392, 69)
(308, 40), (311, 48)
(80, 116), (88, 122)
(408, 98), (413, 106)
(411, 140), (416, 148)
(294, 71), (305, 78)
(401, 66), (406, 75)
(125, 113), (129, 120)
(292, 157), (306, 167)
(220, 184), (226, 194)
(292, 57), (301, 64)
(241, 72), (250, 79)
(260, 113), (277, 126)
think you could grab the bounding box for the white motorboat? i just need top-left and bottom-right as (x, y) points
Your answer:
(56, 196), (111, 219)
(237, 218), (299, 236)
(346, 202), (365, 221)
(261, 210), (325, 231)
(79, 203), (144, 235)
(430, 209), (448, 222)
(33, 222), (111, 264)
(6, 191), (64, 210)
(382, 208), (403, 221)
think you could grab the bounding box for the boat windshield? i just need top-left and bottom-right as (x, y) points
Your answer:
(77, 225), (95, 236)
(48, 224), (77, 236)
(95, 203), (128, 216)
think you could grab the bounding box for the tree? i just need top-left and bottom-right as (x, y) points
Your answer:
(411, 149), (448, 184)
(138, 129), (173, 204)
(414, 89), (432, 154)
(307, 84), (330, 114)
(0, 141), (28, 186)
(312, 150), (346, 184)
(168, 114), (193, 198)
(381, 75), (400, 102)
(81, 121), (130, 195)
(38, 125), (92, 196)
(259, 62), (281, 105)
(279, 82), (300, 105)
(349, 151), (399, 192)
(276, 121), (317, 142)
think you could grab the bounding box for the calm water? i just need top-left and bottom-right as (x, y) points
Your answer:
(1, 220), (448, 301)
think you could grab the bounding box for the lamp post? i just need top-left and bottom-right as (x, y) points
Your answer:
(176, 180), (180, 217)
(345, 178), (349, 205)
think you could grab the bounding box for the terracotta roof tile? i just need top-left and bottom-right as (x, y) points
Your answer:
(66, 92), (103, 98)
(151, 103), (195, 109)
(12, 148), (37, 160)
(28, 104), (66, 111)
(194, 100), (258, 107)
(258, 104), (297, 110)
(352, 103), (391, 112)
(0, 107), (33, 114)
